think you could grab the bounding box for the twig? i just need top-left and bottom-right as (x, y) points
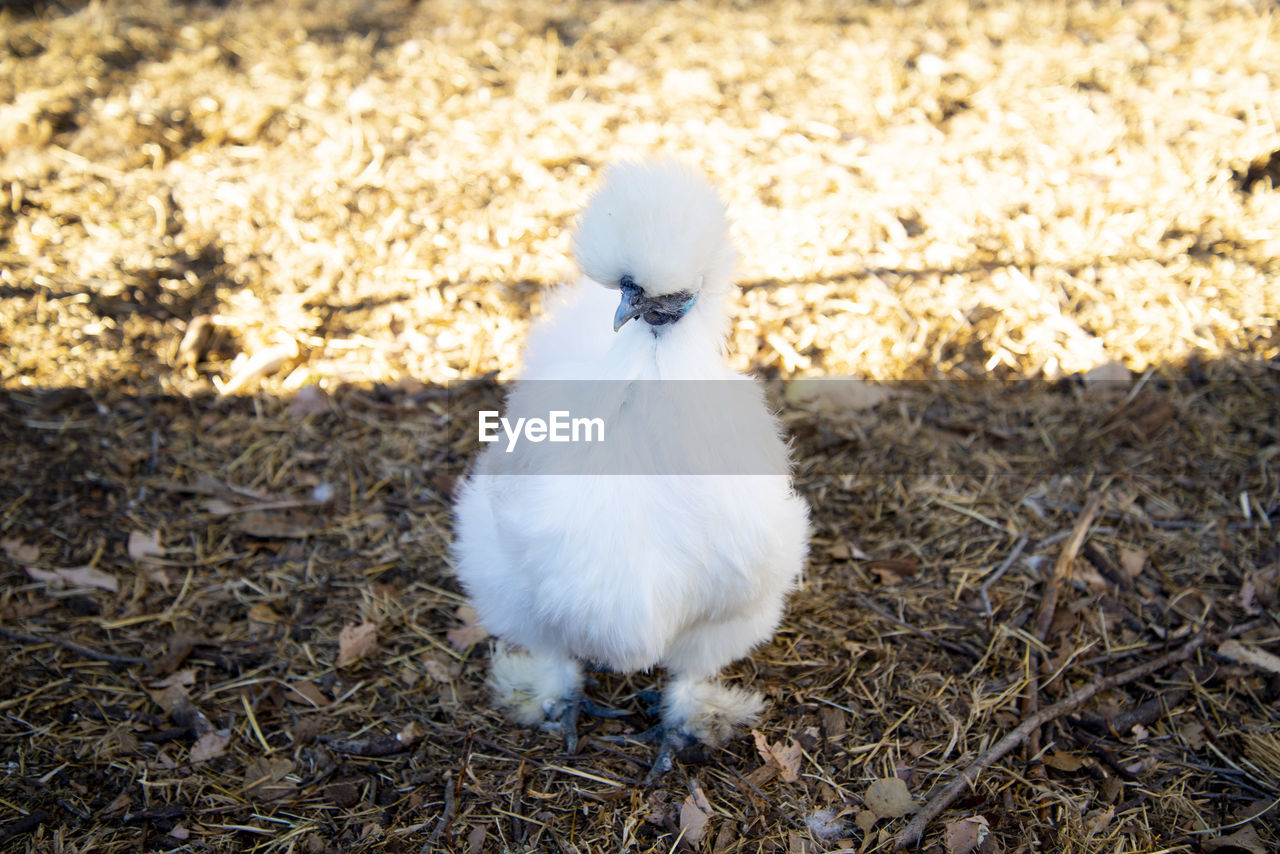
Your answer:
(978, 536), (1027, 617)
(1022, 491), (1106, 762)
(0, 625), (146, 666)
(894, 619), (1267, 850)
(1183, 793), (1280, 836)
(319, 732), (417, 757)
(1040, 499), (1278, 531)
(1032, 491), (1106, 647)
(424, 771), (455, 851)
(1073, 689), (1188, 736)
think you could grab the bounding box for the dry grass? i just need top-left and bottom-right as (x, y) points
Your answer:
(2, 0), (1278, 852)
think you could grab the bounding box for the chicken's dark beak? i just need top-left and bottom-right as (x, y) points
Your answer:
(614, 283), (646, 332)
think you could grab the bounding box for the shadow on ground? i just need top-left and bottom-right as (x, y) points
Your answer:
(2, 353), (1277, 853)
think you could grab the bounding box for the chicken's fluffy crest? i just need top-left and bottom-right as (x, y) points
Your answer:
(572, 159), (736, 299)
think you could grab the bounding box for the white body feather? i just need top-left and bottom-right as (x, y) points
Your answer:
(452, 161), (809, 741)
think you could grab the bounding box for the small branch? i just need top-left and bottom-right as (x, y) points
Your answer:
(1041, 499), (1278, 532)
(0, 625), (145, 666)
(1074, 689), (1188, 737)
(319, 732), (416, 757)
(978, 536), (1027, 617)
(1022, 491), (1106, 762)
(894, 620), (1265, 850)
(1033, 491), (1106, 646)
(425, 771), (456, 850)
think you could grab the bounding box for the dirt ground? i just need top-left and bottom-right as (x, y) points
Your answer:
(2, 0), (1278, 852)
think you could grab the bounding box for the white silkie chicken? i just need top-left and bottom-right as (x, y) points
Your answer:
(452, 160), (809, 777)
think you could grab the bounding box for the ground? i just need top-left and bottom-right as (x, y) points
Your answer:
(1, 0), (1279, 852)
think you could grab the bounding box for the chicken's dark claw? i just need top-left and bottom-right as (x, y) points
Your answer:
(645, 728), (697, 784)
(599, 724), (696, 784)
(542, 692), (632, 754)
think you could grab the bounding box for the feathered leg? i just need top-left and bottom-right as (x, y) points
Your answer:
(488, 645), (625, 752)
(633, 601), (780, 780)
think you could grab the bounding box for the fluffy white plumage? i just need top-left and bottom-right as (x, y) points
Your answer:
(452, 160), (809, 769)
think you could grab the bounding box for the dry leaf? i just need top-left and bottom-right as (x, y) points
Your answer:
(1119, 547), (1147, 577)
(712, 820), (738, 854)
(1236, 575), (1261, 615)
(290, 385), (328, 417)
(150, 669), (197, 689)
(772, 739), (803, 782)
(127, 530), (165, 561)
(820, 706), (847, 738)
(679, 793), (712, 844)
(866, 557), (920, 584)
(1218, 640), (1280, 674)
(1043, 750), (1085, 772)
(190, 731), (231, 762)
(864, 777), (916, 819)
(1247, 567), (1277, 608)
(1084, 805), (1114, 838)
(100, 791), (132, 819)
(752, 729), (773, 765)
(744, 761), (778, 788)
(243, 756), (296, 801)
(287, 681), (329, 707)
(336, 621), (378, 668)
(421, 654), (460, 683)
(751, 729), (802, 782)
(466, 824), (488, 854)
(326, 781), (360, 808)
(233, 510), (318, 539)
(1083, 360), (1130, 389)
(871, 565), (906, 585)
(248, 603), (285, 624)
(148, 682), (216, 737)
(1099, 775), (1124, 804)
(446, 605), (490, 650)
(2, 537), (39, 563)
(446, 622), (489, 650)
(26, 564), (119, 592)
(944, 815), (989, 854)
(148, 686), (188, 717)
(203, 499), (238, 516)
(154, 632), (199, 676)
(1204, 826), (1268, 854)
(1074, 562), (1111, 591)
(785, 378), (889, 414)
